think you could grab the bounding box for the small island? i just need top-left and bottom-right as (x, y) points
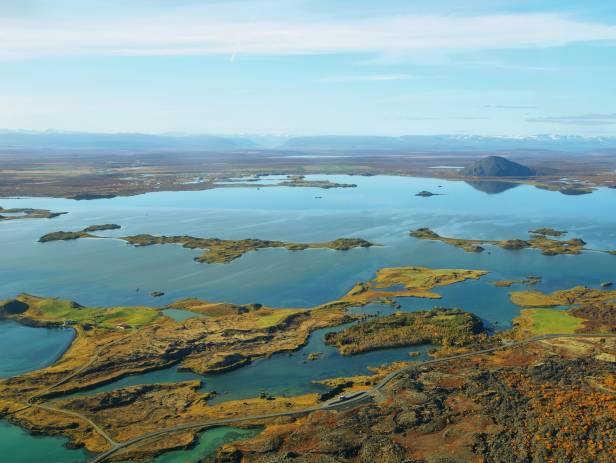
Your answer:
(415, 190), (440, 197)
(39, 228), (375, 264)
(39, 224), (121, 243)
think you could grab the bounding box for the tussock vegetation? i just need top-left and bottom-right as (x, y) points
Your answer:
(324, 308), (486, 355)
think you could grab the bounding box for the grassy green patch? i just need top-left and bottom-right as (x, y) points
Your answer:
(519, 308), (583, 335)
(6, 295), (160, 329)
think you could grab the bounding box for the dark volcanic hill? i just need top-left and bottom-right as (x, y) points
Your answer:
(460, 156), (535, 177)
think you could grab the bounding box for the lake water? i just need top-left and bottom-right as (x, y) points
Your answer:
(1, 174), (615, 462)
(0, 320), (75, 378)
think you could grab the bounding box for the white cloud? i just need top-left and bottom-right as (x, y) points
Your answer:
(318, 74), (411, 82)
(1, 12), (616, 59)
(527, 113), (616, 126)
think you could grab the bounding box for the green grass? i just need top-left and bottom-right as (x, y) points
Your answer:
(520, 308), (583, 335)
(34, 298), (159, 328)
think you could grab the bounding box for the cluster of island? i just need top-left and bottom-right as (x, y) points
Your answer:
(1, 254), (615, 462)
(36, 222), (616, 273)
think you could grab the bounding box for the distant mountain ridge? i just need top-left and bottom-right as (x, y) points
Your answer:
(1, 130), (615, 152)
(279, 135), (616, 152)
(460, 156), (535, 177)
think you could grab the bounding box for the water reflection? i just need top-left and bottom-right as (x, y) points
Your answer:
(465, 180), (521, 194)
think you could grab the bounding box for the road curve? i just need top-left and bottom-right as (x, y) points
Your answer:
(15, 332), (135, 447)
(85, 332), (616, 463)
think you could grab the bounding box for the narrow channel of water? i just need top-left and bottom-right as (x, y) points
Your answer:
(64, 313), (434, 404)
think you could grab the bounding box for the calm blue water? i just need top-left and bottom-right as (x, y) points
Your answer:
(1, 175), (615, 462)
(1, 175), (614, 309)
(0, 320), (75, 378)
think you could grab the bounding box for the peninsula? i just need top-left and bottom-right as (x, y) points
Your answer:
(510, 285), (616, 336)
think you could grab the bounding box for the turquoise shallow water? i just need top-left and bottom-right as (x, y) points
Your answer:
(1, 175), (616, 462)
(118, 427), (259, 463)
(0, 420), (90, 463)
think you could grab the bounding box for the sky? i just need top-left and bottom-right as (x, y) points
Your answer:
(1, 0), (616, 136)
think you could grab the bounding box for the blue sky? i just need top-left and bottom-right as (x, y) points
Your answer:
(1, 0), (616, 136)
